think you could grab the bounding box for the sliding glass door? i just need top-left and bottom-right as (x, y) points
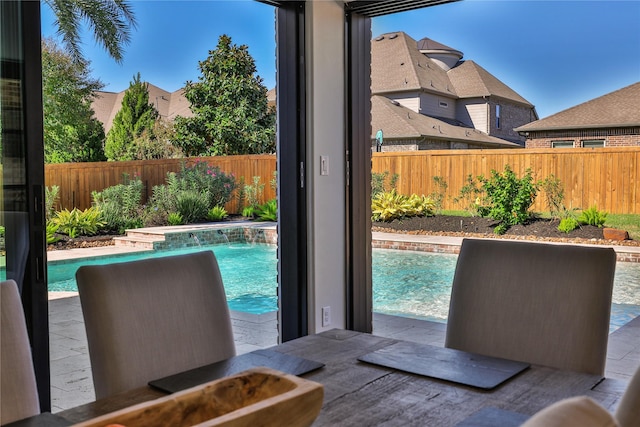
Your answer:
(1, 0), (49, 411)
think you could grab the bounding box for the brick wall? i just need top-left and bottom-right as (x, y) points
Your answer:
(487, 99), (534, 146)
(525, 132), (640, 148)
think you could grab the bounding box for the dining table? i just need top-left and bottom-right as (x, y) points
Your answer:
(56, 329), (627, 426)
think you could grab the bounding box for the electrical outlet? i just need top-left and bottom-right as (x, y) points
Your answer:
(322, 306), (331, 327)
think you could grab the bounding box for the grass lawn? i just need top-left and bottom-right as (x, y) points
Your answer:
(606, 214), (640, 241)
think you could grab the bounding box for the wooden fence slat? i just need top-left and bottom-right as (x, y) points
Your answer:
(41, 148), (640, 216)
(372, 147), (640, 215)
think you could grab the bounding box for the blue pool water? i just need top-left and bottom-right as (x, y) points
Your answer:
(48, 244), (277, 315)
(48, 246), (640, 330)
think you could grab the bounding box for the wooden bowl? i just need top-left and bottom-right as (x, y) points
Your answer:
(73, 367), (323, 427)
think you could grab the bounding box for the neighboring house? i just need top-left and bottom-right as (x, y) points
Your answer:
(371, 32), (538, 150)
(515, 82), (640, 148)
(371, 95), (520, 150)
(92, 84), (192, 134)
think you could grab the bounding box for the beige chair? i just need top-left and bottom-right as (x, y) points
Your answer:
(615, 364), (640, 427)
(0, 279), (40, 425)
(76, 250), (236, 399)
(521, 396), (618, 427)
(445, 238), (616, 375)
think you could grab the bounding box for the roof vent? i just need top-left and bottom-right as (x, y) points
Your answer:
(388, 33), (398, 39)
(390, 100), (400, 106)
(375, 35), (384, 41)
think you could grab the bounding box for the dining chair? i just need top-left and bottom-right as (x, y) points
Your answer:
(521, 396), (618, 427)
(76, 250), (236, 399)
(445, 238), (617, 375)
(615, 364), (640, 427)
(1, 279), (40, 425)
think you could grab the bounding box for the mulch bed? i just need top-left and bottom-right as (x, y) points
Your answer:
(373, 215), (640, 247)
(47, 215), (638, 251)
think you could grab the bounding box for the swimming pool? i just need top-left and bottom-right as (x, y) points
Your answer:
(48, 246), (640, 330)
(48, 244), (278, 315)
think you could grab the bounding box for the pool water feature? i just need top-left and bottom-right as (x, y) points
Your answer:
(48, 246), (640, 330)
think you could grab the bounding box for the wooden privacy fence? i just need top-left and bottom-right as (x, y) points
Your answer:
(45, 155), (277, 213)
(44, 147), (640, 215)
(372, 147), (640, 215)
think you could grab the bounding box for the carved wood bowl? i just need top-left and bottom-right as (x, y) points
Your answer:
(73, 367), (324, 427)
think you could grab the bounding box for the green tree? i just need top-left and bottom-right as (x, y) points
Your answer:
(42, 38), (106, 163)
(43, 0), (137, 64)
(173, 34), (275, 156)
(104, 73), (158, 161)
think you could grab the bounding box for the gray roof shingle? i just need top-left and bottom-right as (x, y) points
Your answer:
(515, 82), (640, 131)
(372, 95), (520, 148)
(371, 32), (456, 97)
(447, 60), (533, 106)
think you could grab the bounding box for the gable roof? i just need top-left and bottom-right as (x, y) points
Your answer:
(371, 95), (520, 148)
(447, 60), (533, 106)
(515, 82), (640, 132)
(372, 32), (533, 108)
(92, 84), (193, 133)
(371, 32), (456, 97)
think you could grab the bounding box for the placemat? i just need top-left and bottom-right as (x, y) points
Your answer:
(358, 341), (529, 390)
(149, 348), (324, 393)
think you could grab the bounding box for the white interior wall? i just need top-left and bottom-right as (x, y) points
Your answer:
(305, 0), (347, 333)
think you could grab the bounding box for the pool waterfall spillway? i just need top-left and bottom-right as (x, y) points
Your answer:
(216, 229), (230, 244)
(189, 233), (202, 246)
(251, 229), (266, 245)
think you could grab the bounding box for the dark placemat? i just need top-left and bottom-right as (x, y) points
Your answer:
(4, 412), (72, 427)
(456, 407), (529, 426)
(358, 341), (530, 390)
(149, 348), (324, 393)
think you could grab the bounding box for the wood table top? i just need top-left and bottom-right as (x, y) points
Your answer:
(58, 329), (625, 426)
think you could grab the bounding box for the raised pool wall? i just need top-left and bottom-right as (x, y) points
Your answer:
(153, 227), (277, 251)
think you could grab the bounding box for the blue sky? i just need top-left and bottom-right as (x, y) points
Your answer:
(41, 0), (640, 119)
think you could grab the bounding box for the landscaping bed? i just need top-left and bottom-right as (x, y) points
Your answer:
(373, 215), (640, 247)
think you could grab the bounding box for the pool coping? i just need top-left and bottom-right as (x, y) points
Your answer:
(46, 224), (640, 263)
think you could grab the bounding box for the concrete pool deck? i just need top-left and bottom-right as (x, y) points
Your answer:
(47, 231), (640, 412)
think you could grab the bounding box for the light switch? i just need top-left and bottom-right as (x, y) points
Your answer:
(320, 155), (329, 176)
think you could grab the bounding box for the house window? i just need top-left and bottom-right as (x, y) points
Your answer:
(496, 104), (501, 129)
(552, 140), (573, 148)
(439, 101), (448, 108)
(582, 139), (605, 148)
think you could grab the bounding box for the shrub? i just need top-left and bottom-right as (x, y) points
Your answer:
(371, 190), (434, 222)
(52, 207), (105, 238)
(243, 176), (265, 209)
(255, 199), (277, 221)
(92, 173), (144, 234)
(371, 171), (398, 197)
(429, 176), (448, 214)
(578, 205), (607, 227)
(479, 165), (537, 234)
(167, 212), (183, 225)
(539, 174), (565, 220)
(242, 206), (255, 218)
(558, 217), (579, 233)
(175, 160), (236, 208)
(454, 174), (484, 217)
(174, 190), (210, 224)
(45, 185), (60, 221)
(207, 205), (228, 221)
(146, 161), (237, 224)
(46, 222), (60, 243)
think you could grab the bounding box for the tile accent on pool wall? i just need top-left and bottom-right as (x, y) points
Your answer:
(372, 239), (460, 254)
